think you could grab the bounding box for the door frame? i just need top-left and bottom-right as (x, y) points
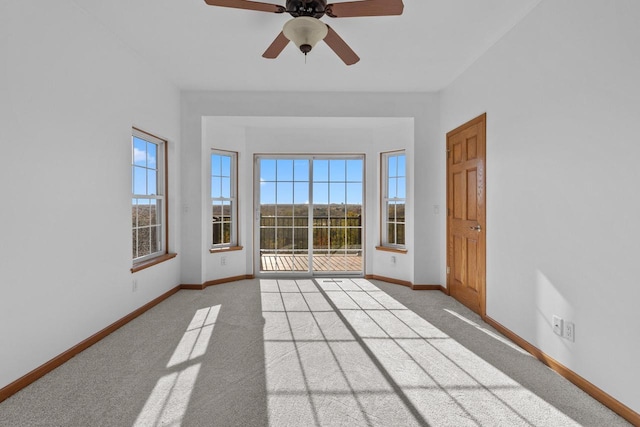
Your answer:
(253, 153), (366, 277)
(446, 113), (487, 318)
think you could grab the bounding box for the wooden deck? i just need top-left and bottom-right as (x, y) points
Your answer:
(260, 253), (362, 272)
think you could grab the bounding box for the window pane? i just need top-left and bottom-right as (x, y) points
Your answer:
(346, 207), (361, 224)
(222, 223), (231, 244)
(329, 183), (345, 204)
(313, 228), (328, 249)
(137, 227), (151, 258)
(293, 203), (309, 221)
(388, 223), (396, 245)
(133, 166), (147, 195)
(396, 202), (405, 222)
(346, 228), (362, 250)
(313, 182), (328, 204)
(150, 226), (159, 254)
(149, 200), (158, 225)
(148, 170), (157, 195)
(346, 183), (362, 205)
(397, 177), (406, 199)
(132, 200), (138, 227)
(276, 159), (293, 181)
(138, 200), (151, 226)
(294, 228), (308, 250)
(212, 201), (223, 218)
(396, 223), (405, 245)
(330, 204), (346, 221)
(397, 154), (406, 177)
(261, 228), (275, 250)
(313, 159), (329, 182)
(346, 159), (362, 182)
(133, 137), (147, 166)
(212, 221), (223, 245)
(293, 159), (309, 181)
(388, 155), (397, 177)
(330, 228), (345, 249)
(261, 159), (276, 181)
(222, 201), (232, 217)
(221, 177), (231, 198)
(221, 155), (231, 177)
(313, 205), (328, 227)
(212, 154), (221, 176)
(147, 142), (157, 169)
(293, 182), (308, 204)
(277, 228), (292, 251)
(329, 159), (346, 181)
(261, 182), (276, 205)
(211, 177), (221, 198)
(276, 182), (293, 204)
(387, 202), (396, 223)
(132, 230), (137, 258)
(260, 205), (275, 225)
(388, 177), (397, 198)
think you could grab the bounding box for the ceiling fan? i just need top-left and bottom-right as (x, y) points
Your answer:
(203, 0), (404, 65)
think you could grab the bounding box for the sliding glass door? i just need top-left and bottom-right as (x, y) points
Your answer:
(256, 155), (364, 275)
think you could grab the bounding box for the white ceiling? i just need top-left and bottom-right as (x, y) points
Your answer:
(73, 0), (541, 92)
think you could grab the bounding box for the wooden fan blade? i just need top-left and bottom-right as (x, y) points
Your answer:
(203, 0), (285, 14)
(324, 26), (360, 65)
(263, 32), (290, 58)
(326, 0), (404, 18)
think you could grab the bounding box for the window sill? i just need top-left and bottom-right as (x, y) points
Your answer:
(131, 253), (177, 273)
(375, 246), (408, 254)
(209, 246), (243, 254)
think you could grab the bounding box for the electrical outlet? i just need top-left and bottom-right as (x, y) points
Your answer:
(132, 279), (138, 293)
(552, 315), (563, 336)
(221, 256), (227, 266)
(564, 321), (575, 342)
(391, 255), (396, 264)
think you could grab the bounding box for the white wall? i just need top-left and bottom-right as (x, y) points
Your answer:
(440, 0), (640, 412)
(182, 93), (442, 286)
(0, 1), (181, 389)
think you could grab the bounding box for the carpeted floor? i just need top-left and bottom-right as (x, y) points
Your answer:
(0, 278), (630, 426)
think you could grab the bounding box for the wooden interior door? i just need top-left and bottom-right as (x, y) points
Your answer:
(447, 114), (486, 316)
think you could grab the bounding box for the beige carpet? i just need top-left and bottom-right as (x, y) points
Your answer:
(0, 278), (630, 426)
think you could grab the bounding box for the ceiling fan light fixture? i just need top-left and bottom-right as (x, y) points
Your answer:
(283, 16), (328, 55)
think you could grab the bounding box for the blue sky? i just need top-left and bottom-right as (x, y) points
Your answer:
(259, 159), (365, 205)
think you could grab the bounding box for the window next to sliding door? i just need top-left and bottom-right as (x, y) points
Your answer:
(211, 149), (239, 250)
(380, 151), (406, 250)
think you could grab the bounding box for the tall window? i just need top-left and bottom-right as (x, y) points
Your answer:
(132, 128), (166, 263)
(381, 151), (406, 248)
(211, 150), (237, 248)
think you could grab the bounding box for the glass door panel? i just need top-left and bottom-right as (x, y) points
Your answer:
(259, 158), (310, 272)
(312, 158), (363, 274)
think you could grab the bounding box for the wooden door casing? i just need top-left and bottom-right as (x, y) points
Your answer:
(446, 114), (486, 316)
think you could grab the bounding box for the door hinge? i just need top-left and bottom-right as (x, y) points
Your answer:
(447, 149), (451, 158)
(447, 266), (450, 275)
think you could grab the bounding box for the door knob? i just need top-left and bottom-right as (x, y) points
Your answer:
(470, 224), (482, 232)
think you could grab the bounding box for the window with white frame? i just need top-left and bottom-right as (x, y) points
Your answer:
(211, 150), (238, 248)
(132, 128), (166, 263)
(381, 151), (406, 248)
